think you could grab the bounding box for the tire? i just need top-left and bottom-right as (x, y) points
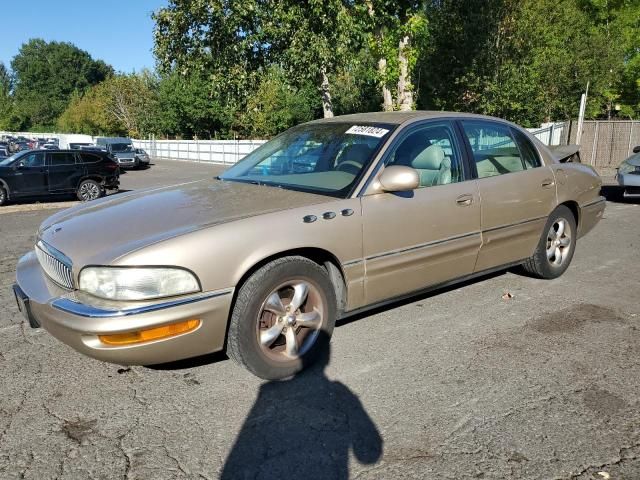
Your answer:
(0, 186), (6, 206)
(226, 256), (337, 380)
(521, 205), (577, 279)
(77, 179), (104, 202)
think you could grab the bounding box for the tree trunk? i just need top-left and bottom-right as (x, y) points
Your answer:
(367, 0), (393, 111)
(396, 35), (414, 111)
(378, 58), (394, 111)
(320, 67), (334, 118)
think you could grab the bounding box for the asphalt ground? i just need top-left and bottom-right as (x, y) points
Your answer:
(0, 159), (639, 480)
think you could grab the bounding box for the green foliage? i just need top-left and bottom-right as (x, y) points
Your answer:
(234, 67), (319, 138)
(11, 39), (112, 130)
(57, 72), (158, 137)
(0, 63), (14, 130)
(5, 2), (640, 138)
(366, 0), (429, 100)
(155, 71), (235, 139)
(421, 0), (639, 123)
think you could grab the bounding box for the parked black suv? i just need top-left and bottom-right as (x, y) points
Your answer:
(0, 150), (120, 206)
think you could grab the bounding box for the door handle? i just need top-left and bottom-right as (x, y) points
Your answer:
(456, 194), (473, 206)
(541, 178), (555, 188)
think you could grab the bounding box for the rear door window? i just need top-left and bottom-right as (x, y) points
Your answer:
(79, 153), (100, 164)
(461, 121), (526, 178)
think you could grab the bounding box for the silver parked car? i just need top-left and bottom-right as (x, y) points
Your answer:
(617, 146), (640, 198)
(135, 148), (151, 167)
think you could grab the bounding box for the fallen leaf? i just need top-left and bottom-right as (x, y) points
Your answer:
(502, 292), (514, 300)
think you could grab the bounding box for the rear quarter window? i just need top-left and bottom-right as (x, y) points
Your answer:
(511, 129), (542, 169)
(79, 153), (101, 164)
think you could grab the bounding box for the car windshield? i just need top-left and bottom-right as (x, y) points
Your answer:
(0, 152), (25, 166)
(111, 143), (132, 152)
(221, 122), (394, 197)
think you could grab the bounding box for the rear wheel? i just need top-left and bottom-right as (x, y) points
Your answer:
(0, 186), (6, 206)
(521, 205), (576, 279)
(77, 179), (103, 202)
(226, 256), (337, 380)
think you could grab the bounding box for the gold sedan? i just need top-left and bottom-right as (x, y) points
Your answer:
(14, 112), (605, 379)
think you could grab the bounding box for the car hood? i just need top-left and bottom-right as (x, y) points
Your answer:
(38, 179), (331, 266)
(622, 153), (640, 167)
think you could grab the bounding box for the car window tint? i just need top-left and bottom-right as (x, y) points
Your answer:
(461, 121), (526, 178)
(21, 152), (45, 167)
(49, 152), (76, 166)
(511, 129), (541, 169)
(386, 123), (463, 188)
(79, 153), (100, 164)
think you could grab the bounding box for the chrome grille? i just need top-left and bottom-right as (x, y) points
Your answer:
(35, 241), (74, 289)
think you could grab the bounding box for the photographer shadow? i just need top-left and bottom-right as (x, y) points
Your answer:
(220, 331), (383, 480)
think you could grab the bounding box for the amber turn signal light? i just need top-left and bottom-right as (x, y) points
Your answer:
(98, 319), (200, 345)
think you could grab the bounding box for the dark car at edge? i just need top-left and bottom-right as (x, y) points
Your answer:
(0, 150), (120, 206)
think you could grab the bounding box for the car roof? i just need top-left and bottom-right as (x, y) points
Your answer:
(96, 137), (131, 142)
(308, 110), (520, 126)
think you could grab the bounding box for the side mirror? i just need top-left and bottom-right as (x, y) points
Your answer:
(377, 165), (420, 192)
(16, 161), (26, 169)
(633, 146), (640, 154)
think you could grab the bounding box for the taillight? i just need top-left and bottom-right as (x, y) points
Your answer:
(104, 162), (119, 171)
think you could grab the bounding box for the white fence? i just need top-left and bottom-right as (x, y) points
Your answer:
(132, 139), (267, 164)
(3, 123), (569, 167)
(132, 125), (567, 165)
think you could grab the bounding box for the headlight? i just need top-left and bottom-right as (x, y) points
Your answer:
(618, 161), (639, 175)
(79, 267), (200, 300)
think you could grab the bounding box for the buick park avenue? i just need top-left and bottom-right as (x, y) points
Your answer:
(13, 112), (605, 379)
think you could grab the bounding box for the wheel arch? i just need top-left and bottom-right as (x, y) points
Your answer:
(558, 200), (580, 229)
(223, 247), (348, 349)
(235, 247), (347, 313)
(0, 178), (10, 196)
(78, 175), (105, 187)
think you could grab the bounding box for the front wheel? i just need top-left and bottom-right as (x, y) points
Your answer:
(521, 205), (577, 279)
(0, 186), (7, 206)
(77, 179), (104, 202)
(226, 256), (337, 380)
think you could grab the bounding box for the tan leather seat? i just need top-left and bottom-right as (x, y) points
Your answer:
(411, 144), (452, 187)
(335, 144), (372, 174)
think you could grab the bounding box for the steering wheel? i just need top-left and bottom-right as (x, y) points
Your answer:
(336, 160), (363, 175)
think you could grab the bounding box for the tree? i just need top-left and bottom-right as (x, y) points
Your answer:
(0, 63), (14, 130)
(57, 72), (158, 137)
(365, 1), (429, 111)
(11, 39), (112, 130)
(154, 71), (236, 139)
(263, 0), (362, 117)
(420, 0), (623, 125)
(234, 66), (318, 137)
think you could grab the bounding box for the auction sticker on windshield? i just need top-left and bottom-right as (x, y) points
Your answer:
(345, 125), (390, 138)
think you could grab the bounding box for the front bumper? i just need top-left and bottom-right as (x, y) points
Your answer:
(617, 172), (640, 197)
(14, 251), (234, 365)
(115, 157), (138, 168)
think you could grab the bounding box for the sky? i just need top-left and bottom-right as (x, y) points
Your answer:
(0, 0), (167, 73)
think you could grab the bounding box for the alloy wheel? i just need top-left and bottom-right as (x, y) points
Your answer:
(79, 182), (100, 201)
(256, 279), (324, 361)
(546, 217), (572, 267)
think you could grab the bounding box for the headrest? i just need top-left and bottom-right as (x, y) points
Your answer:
(411, 144), (445, 170)
(338, 144), (372, 165)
